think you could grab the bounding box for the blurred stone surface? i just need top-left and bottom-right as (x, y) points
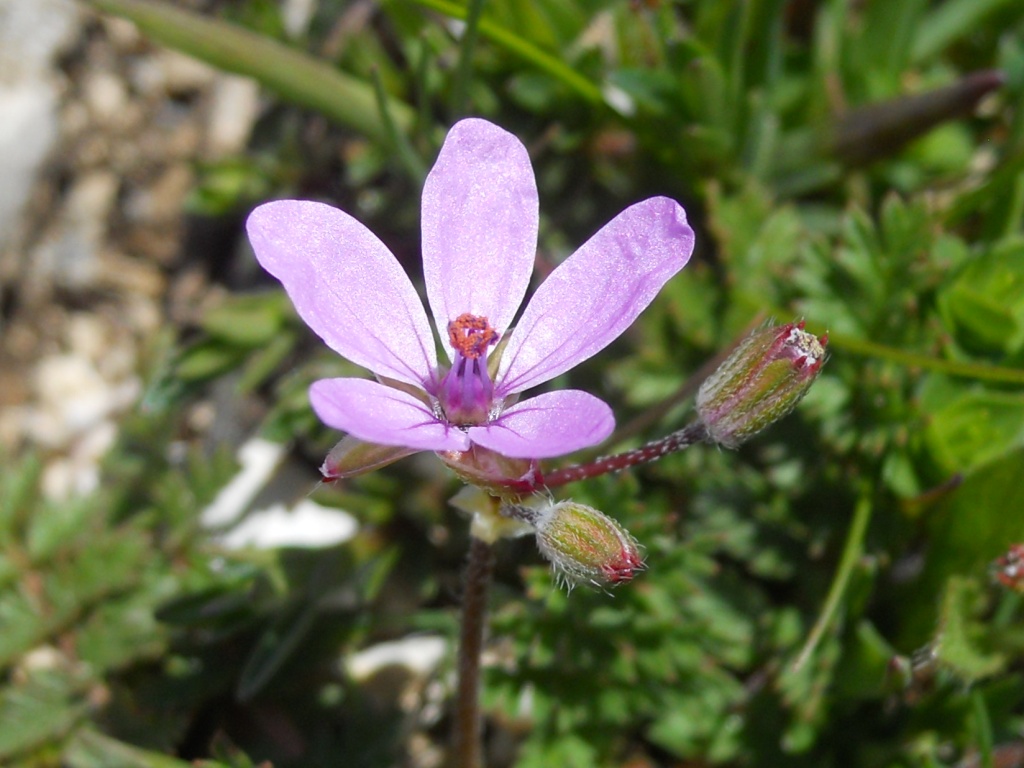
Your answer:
(281, 0), (317, 37)
(0, 0), (79, 256)
(0, 0), (261, 501)
(31, 170), (119, 293)
(206, 74), (261, 157)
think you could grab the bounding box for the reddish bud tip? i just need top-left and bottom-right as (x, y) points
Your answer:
(993, 544), (1024, 593)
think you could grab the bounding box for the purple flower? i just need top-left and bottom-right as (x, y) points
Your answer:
(246, 118), (694, 464)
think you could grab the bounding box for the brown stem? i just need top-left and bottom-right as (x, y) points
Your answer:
(452, 536), (495, 768)
(830, 69), (1006, 166)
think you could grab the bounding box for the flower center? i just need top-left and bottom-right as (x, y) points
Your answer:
(438, 313), (500, 426)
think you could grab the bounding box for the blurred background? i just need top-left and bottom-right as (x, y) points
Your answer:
(2, 0), (1024, 766)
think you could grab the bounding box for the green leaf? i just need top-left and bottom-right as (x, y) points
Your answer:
(906, 449), (1024, 635)
(25, 497), (93, 562)
(936, 576), (1006, 684)
(174, 341), (248, 383)
(64, 728), (195, 768)
(236, 597), (319, 701)
(924, 387), (1024, 475)
(938, 239), (1024, 355)
(0, 454), (43, 532)
(912, 0), (1021, 63)
(186, 157), (275, 217)
(0, 588), (50, 666)
(200, 293), (289, 347)
(237, 332), (296, 393)
(75, 585), (174, 673)
(0, 669), (87, 759)
(835, 620), (900, 699)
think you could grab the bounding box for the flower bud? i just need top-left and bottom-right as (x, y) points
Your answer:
(993, 544), (1024, 593)
(696, 320), (827, 448)
(321, 436), (415, 481)
(531, 501), (644, 588)
(438, 445), (541, 499)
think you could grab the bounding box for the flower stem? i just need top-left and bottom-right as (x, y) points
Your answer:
(799, 323), (1024, 386)
(791, 492), (873, 672)
(452, 535), (495, 768)
(542, 422), (709, 490)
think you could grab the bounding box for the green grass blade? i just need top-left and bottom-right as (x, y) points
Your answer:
(912, 0), (1019, 63)
(84, 0), (414, 143)
(792, 493), (873, 672)
(408, 0), (604, 106)
(828, 331), (1024, 386)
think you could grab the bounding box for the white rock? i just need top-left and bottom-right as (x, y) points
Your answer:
(102, 16), (144, 53)
(123, 164), (194, 223)
(32, 354), (113, 445)
(206, 75), (261, 157)
(346, 636), (448, 681)
(157, 49), (217, 94)
(0, 80), (58, 251)
(0, 0), (79, 78)
(83, 69), (129, 122)
(281, 0), (317, 38)
(41, 418), (118, 499)
(201, 438), (287, 528)
(0, 0), (79, 251)
(202, 438), (361, 550)
(30, 171), (119, 291)
(216, 498), (359, 550)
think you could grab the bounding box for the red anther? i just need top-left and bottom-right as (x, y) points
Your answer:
(448, 313), (499, 359)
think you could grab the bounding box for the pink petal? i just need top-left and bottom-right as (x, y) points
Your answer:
(496, 197), (694, 395)
(467, 390), (614, 459)
(247, 200), (437, 388)
(421, 119), (538, 359)
(310, 378), (470, 452)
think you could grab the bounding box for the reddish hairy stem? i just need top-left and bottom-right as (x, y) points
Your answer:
(452, 536), (495, 768)
(541, 422), (709, 490)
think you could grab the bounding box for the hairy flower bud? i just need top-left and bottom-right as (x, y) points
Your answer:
(321, 436), (415, 480)
(696, 320), (827, 448)
(529, 501), (644, 588)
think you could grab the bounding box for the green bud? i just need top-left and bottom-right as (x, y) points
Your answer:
(696, 321), (827, 448)
(530, 501), (644, 589)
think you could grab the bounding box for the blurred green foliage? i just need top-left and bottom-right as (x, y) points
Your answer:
(7, 0), (1024, 764)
